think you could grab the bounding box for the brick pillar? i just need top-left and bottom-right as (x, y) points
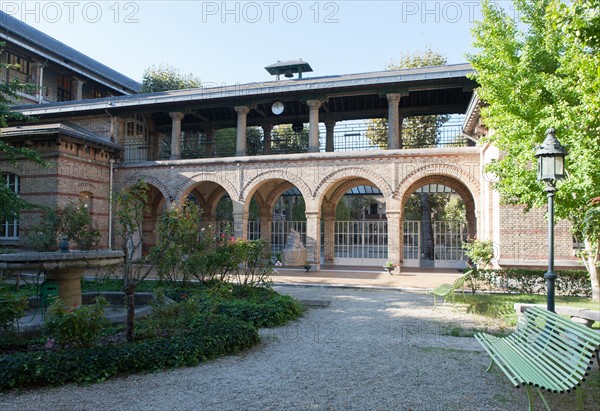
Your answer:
(235, 106), (249, 156)
(386, 210), (402, 274)
(323, 216), (335, 263)
(232, 201), (247, 240)
(259, 211), (272, 251)
(169, 112), (184, 160)
(307, 100), (321, 153)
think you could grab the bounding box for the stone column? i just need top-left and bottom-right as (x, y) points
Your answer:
(234, 106), (250, 156)
(325, 119), (336, 152)
(307, 100), (322, 153)
(387, 93), (401, 149)
(37, 61), (45, 103)
(74, 78), (84, 100)
(386, 210), (402, 274)
(262, 123), (273, 155)
(305, 211), (321, 270)
(205, 128), (216, 158)
(398, 113), (404, 149)
(169, 112), (184, 160)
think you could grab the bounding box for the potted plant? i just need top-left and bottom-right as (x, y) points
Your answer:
(383, 261), (395, 274)
(304, 260), (312, 272)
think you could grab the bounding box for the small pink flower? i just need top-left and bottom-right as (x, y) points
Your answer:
(44, 338), (56, 349)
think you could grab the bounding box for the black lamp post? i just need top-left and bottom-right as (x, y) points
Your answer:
(535, 128), (567, 312)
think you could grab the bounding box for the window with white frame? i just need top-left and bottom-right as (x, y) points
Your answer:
(1, 173), (20, 239)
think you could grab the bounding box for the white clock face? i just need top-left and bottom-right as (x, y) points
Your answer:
(271, 101), (284, 115)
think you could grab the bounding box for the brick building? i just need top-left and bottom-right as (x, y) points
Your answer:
(0, 13), (580, 271)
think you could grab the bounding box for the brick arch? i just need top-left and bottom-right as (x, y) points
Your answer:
(119, 174), (171, 203)
(328, 178), (376, 207)
(263, 181), (297, 216)
(314, 167), (393, 204)
(394, 163), (479, 199)
(176, 173), (238, 204)
(187, 188), (209, 211)
(241, 170), (312, 203)
(204, 185), (229, 218)
(399, 175), (477, 238)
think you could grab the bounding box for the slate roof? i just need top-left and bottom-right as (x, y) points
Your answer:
(0, 11), (140, 94)
(1, 122), (119, 151)
(14, 63), (475, 117)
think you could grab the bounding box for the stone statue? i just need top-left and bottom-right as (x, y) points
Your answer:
(282, 228), (307, 267)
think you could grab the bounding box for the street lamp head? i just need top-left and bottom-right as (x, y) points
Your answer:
(535, 128), (567, 182)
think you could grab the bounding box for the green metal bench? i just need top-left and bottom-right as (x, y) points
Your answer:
(475, 306), (600, 411)
(429, 271), (470, 309)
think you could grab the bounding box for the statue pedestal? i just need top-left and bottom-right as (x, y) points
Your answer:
(282, 249), (307, 267)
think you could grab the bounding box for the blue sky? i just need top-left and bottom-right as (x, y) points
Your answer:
(5, 1), (512, 85)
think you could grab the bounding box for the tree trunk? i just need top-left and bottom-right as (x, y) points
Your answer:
(125, 286), (136, 342)
(585, 238), (599, 301)
(421, 193), (434, 260)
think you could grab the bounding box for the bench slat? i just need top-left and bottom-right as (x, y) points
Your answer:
(502, 335), (580, 392)
(476, 306), (600, 399)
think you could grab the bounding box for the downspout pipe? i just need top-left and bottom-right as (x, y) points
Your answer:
(108, 158), (115, 249)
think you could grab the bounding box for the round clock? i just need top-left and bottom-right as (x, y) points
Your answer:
(271, 101), (284, 115)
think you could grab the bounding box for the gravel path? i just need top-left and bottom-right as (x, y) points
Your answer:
(0, 286), (527, 411)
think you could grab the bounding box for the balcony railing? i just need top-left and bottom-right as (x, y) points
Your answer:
(122, 116), (471, 164)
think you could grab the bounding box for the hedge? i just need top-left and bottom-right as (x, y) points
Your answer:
(0, 315), (259, 390)
(466, 268), (591, 297)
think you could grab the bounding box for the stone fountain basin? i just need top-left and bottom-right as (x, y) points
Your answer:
(0, 250), (124, 307)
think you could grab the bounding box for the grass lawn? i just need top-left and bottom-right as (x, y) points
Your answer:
(454, 292), (599, 327)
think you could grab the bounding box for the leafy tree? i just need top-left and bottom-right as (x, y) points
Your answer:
(114, 180), (154, 341)
(0, 43), (46, 222)
(140, 64), (201, 93)
(26, 203), (100, 251)
(467, 0), (600, 299)
(366, 47), (450, 149)
(271, 124), (308, 154)
(150, 201), (203, 286)
(212, 127), (263, 157)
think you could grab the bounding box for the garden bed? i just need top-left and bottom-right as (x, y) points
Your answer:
(0, 280), (304, 390)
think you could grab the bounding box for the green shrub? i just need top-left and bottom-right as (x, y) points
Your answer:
(463, 268), (591, 297)
(44, 297), (108, 348)
(136, 291), (203, 339)
(462, 238), (495, 268)
(0, 315), (259, 390)
(208, 286), (304, 328)
(26, 203), (100, 251)
(0, 292), (28, 334)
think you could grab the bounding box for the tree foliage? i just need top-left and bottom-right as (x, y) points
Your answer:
(271, 124), (308, 154)
(140, 63), (201, 93)
(26, 203), (100, 251)
(366, 47), (450, 148)
(467, 0), (600, 299)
